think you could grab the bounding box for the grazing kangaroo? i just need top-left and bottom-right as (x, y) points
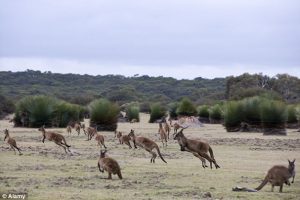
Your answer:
(85, 127), (97, 141)
(255, 159), (296, 192)
(173, 128), (220, 169)
(3, 129), (22, 155)
(95, 133), (107, 149)
(38, 126), (71, 154)
(128, 129), (167, 163)
(115, 131), (132, 149)
(164, 122), (171, 139)
(66, 125), (72, 135)
(98, 150), (122, 179)
(158, 122), (168, 147)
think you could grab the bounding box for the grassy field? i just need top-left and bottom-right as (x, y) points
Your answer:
(1, 113), (300, 200)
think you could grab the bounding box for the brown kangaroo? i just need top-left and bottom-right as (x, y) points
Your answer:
(173, 128), (220, 169)
(95, 133), (107, 149)
(3, 129), (22, 155)
(164, 122), (171, 139)
(66, 125), (72, 135)
(171, 122), (183, 134)
(158, 122), (168, 147)
(128, 129), (167, 163)
(130, 118), (138, 123)
(115, 131), (132, 149)
(98, 150), (122, 179)
(74, 123), (81, 135)
(84, 127), (97, 141)
(255, 159), (296, 192)
(38, 126), (71, 154)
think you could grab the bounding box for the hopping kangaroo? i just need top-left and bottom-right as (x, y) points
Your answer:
(95, 133), (107, 149)
(115, 131), (132, 149)
(255, 159), (296, 192)
(173, 128), (220, 169)
(128, 129), (167, 163)
(98, 150), (122, 179)
(3, 129), (22, 155)
(158, 122), (168, 147)
(38, 126), (71, 153)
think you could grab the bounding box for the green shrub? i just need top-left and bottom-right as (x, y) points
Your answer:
(168, 102), (179, 119)
(197, 105), (210, 118)
(241, 96), (262, 125)
(224, 101), (244, 131)
(209, 104), (223, 122)
(176, 98), (197, 116)
(149, 103), (166, 123)
(126, 105), (140, 122)
(14, 95), (84, 127)
(296, 105), (300, 121)
(89, 98), (119, 131)
(260, 99), (287, 129)
(0, 94), (15, 118)
(287, 105), (298, 123)
(14, 95), (57, 127)
(139, 102), (151, 113)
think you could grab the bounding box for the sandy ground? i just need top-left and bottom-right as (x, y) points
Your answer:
(0, 113), (300, 200)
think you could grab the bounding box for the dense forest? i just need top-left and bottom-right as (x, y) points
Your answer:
(0, 70), (300, 118)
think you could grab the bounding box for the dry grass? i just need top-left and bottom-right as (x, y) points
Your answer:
(1, 113), (300, 200)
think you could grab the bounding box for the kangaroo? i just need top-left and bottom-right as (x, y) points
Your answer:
(164, 122), (171, 139)
(66, 125), (72, 135)
(95, 133), (107, 149)
(130, 119), (138, 123)
(74, 123), (81, 135)
(172, 122), (183, 134)
(38, 126), (71, 154)
(255, 159), (296, 192)
(128, 129), (167, 163)
(3, 129), (22, 155)
(85, 127), (97, 141)
(158, 122), (168, 147)
(98, 150), (122, 179)
(115, 131), (132, 149)
(173, 128), (220, 169)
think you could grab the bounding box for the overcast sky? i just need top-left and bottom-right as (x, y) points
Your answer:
(0, 0), (299, 79)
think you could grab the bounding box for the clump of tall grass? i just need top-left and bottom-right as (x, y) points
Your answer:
(224, 101), (244, 131)
(286, 105), (298, 124)
(149, 103), (166, 123)
(168, 102), (179, 119)
(14, 95), (84, 128)
(176, 98), (197, 116)
(89, 98), (120, 131)
(260, 99), (287, 135)
(126, 105), (140, 122)
(241, 96), (262, 126)
(208, 104), (223, 123)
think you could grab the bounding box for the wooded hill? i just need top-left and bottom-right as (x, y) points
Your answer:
(0, 70), (299, 108)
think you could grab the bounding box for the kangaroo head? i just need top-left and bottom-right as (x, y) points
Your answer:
(288, 159), (296, 171)
(173, 129), (184, 140)
(100, 149), (107, 158)
(38, 125), (46, 133)
(128, 129), (135, 137)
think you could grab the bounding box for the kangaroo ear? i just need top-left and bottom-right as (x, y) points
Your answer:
(293, 159), (296, 163)
(288, 159), (291, 163)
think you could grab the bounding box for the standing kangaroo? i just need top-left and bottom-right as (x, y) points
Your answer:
(66, 125), (72, 135)
(98, 150), (122, 179)
(173, 128), (220, 169)
(38, 126), (71, 154)
(95, 133), (107, 149)
(164, 122), (171, 139)
(84, 127), (97, 141)
(158, 122), (168, 147)
(128, 129), (167, 163)
(3, 129), (22, 155)
(74, 123), (81, 135)
(255, 159), (296, 192)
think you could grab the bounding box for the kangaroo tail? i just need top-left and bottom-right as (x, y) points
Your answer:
(118, 171), (123, 179)
(62, 137), (71, 147)
(155, 146), (167, 163)
(208, 146), (215, 161)
(255, 176), (268, 191)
